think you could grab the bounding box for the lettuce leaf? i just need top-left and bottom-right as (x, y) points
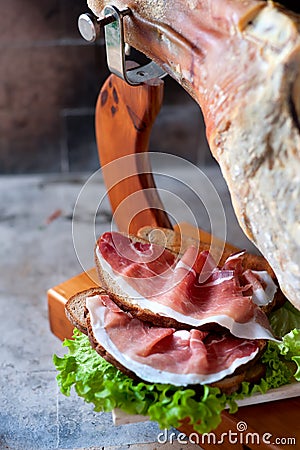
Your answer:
(53, 330), (227, 433)
(270, 301), (300, 337)
(277, 329), (300, 381)
(53, 328), (300, 434)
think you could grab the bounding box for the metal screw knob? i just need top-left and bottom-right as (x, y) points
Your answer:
(78, 13), (116, 43)
(78, 14), (99, 42)
(78, 8), (131, 43)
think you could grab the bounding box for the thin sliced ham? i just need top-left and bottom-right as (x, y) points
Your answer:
(86, 294), (261, 386)
(96, 232), (276, 340)
(243, 269), (277, 307)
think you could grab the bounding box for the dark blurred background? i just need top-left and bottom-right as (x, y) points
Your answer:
(0, 0), (213, 174)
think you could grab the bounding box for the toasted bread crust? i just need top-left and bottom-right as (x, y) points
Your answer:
(209, 362), (266, 395)
(65, 287), (107, 335)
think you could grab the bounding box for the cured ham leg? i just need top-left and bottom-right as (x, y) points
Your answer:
(88, 0), (300, 309)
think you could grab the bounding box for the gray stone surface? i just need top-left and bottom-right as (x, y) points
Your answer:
(0, 165), (258, 449)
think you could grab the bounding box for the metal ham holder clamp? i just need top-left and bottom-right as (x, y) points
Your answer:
(77, 4), (173, 234)
(78, 5), (167, 85)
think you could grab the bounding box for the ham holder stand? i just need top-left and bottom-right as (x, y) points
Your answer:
(48, 2), (300, 448)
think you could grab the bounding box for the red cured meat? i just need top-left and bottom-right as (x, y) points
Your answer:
(97, 232), (273, 339)
(86, 294), (261, 385)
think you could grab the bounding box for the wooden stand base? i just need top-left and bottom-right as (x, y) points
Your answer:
(47, 268), (99, 341)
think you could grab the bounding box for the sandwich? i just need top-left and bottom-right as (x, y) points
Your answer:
(54, 227), (300, 434)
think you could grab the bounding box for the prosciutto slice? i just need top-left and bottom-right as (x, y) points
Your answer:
(243, 269), (277, 307)
(96, 232), (276, 340)
(86, 294), (261, 386)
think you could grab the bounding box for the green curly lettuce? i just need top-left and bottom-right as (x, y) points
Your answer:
(53, 328), (300, 434)
(277, 329), (300, 380)
(270, 301), (300, 338)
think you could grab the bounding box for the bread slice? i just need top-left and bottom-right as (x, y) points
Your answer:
(65, 289), (266, 393)
(65, 287), (107, 335)
(95, 228), (286, 328)
(65, 288), (140, 379)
